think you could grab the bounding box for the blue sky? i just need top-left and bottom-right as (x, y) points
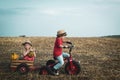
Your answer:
(0, 0), (120, 37)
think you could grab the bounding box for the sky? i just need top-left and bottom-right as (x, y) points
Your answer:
(0, 0), (120, 37)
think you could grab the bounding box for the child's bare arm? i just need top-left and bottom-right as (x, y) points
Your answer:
(59, 44), (69, 48)
(23, 50), (29, 56)
(59, 44), (64, 48)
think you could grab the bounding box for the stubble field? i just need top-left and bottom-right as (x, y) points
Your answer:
(0, 37), (120, 80)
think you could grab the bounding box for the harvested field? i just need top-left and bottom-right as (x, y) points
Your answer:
(0, 37), (120, 80)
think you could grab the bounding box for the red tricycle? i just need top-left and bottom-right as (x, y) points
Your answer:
(39, 42), (81, 75)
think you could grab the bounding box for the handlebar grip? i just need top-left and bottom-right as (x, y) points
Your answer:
(63, 46), (68, 48)
(68, 45), (74, 48)
(63, 46), (66, 48)
(66, 42), (72, 44)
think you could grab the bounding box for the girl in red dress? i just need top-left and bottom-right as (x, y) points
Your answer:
(22, 41), (36, 61)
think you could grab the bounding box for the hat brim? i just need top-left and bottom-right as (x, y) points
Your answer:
(57, 32), (67, 37)
(22, 42), (32, 46)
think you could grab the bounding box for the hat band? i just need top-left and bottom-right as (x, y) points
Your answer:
(57, 32), (67, 37)
(22, 42), (32, 46)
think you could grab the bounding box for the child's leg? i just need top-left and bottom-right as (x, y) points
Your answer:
(54, 55), (64, 70)
(62, 52), (70, 58)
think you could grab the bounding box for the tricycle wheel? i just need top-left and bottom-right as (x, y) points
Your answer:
(16, 63), (29, 75)
(39, 66), (49, 75)
(65, 61), (81, 75)
(46, 60), (55, 66)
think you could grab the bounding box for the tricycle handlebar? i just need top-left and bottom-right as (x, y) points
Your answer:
(66, 42), (74, 48)
(66, 41), (72, 45)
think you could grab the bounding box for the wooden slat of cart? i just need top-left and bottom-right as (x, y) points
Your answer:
(10, 65), (18, 68)
(11, 60), (34, 63)
(11, 63), (33, 66)
(10, 60), (34, 68)
(10, 65), (34, 68)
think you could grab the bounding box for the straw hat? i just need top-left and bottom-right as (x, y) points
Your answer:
(57, 30), (67, 37)
(22, 40), (32, 46)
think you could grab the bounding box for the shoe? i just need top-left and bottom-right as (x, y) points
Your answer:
(51, 68), (59, 76)
(55, 70), (59, 76)
(46, 66), (59, 76)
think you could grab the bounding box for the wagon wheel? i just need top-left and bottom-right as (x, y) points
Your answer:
(16, 63), (29, 75)
(46, 60), (55, 66)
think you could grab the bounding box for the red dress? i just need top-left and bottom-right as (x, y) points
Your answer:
(53, 37), (63, 57)
(24, 56), (35, 61)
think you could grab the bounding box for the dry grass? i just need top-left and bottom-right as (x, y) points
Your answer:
(0, 37), (120, 80)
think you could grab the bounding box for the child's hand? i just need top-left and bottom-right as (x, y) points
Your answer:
(67, 40), (71, 43)
(30, 48), (35, 52)
(63, 45), (69, 48)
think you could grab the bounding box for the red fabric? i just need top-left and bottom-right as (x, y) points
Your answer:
(24, 56), (35, 61)
(53, 37), (63, 57)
